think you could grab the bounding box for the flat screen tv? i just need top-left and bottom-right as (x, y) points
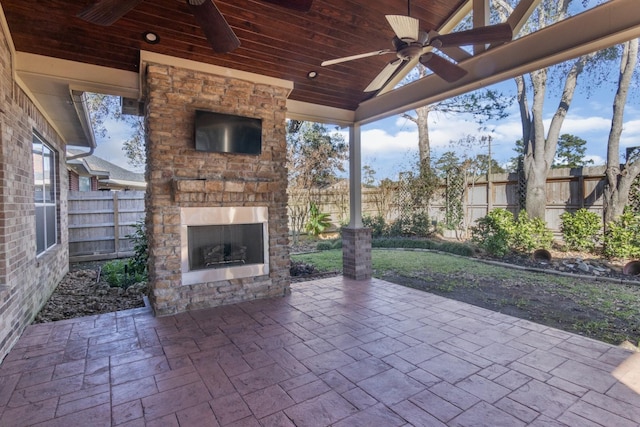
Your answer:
(194, 110), (262, 155)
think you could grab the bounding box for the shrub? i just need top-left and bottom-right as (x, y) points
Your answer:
(126, 219), (148, 280)
(385, 213), (433, 238)
(603, 208), (640, 259)
(101, 259), (145, 288)
(511, 210), (554, 252)
(560, 209), (601, 252)
(331, 238), (342, 249)
(316, 241), (333, 251)
(409, 212), (432, 237)
(305, 202), (332, 236)
(362, 215), (386, 238)
(470, 208), (515, 256)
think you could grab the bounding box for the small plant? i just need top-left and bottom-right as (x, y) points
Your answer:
(305, 202), (332, 237)
(603, 208), (640, 259)
(470, 208), (515, 257)
(560, 209), (601, 252)
(511, 210), (554, 252)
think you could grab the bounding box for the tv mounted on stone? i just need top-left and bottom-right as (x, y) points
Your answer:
(194, 110), (262, 155)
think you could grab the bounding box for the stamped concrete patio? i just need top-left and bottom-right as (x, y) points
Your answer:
(0, 276), (639, 426)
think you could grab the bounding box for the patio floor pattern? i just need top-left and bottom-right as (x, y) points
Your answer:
(0, 276), (639, 426)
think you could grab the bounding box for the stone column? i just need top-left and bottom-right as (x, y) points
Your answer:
(342, 227), (372, 280)
(342, 123), (372, 280)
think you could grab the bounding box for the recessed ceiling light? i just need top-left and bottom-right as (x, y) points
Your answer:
(143, 32), (160, 44)
(307, 70), (318, 79)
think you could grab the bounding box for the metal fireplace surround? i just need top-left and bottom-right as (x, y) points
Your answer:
(180, 206), (269, 286)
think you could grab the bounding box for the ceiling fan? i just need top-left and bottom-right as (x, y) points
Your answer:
(77, 0), (313, 53)
(321, 0), (512, 92)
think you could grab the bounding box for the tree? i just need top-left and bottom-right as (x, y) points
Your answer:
(287, 121), (347, 189)
(603, 38), (640, 225)
(552, 134), (593, 168)
(507, 139), (525, 172)
(473, 154), (506, 176)
(286, 121), (348, 244)
(84, 93), (146, 169)
(494, 0), (613, 219)
(402, 65), (512, 173)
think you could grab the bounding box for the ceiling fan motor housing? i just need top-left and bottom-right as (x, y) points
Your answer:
(393, 38), (424, 60)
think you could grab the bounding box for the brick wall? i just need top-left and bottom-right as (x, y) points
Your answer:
(0, 25), (69, 361)
(144, 62), (290, 315)
(68, 170), (79, 191)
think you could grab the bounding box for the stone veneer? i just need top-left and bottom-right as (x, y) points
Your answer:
(143, 62), (291, 316)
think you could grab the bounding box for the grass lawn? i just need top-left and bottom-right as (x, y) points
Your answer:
(291, 249), (640, 346)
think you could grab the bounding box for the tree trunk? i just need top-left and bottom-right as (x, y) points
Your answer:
(603, 39), (640, 225)
(416, 106), (431, 169)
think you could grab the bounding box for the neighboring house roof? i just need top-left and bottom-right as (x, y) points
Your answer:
(67, 149), (146, 190)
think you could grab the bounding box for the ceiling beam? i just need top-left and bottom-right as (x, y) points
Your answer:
(473, 0), (490, 54)
(355, 0), (640, 125)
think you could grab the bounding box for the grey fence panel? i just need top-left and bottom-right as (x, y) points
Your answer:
(68, 191), (145, 262)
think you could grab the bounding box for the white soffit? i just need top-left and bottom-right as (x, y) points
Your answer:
(15, 52), (139, 147)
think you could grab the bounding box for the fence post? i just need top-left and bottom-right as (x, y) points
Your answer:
(113, 192), (120, 254)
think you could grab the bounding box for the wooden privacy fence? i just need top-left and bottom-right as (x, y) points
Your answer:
(68, 191), (145, 262)
(289, 166), (637, 235)
(429, 165), (609, 233)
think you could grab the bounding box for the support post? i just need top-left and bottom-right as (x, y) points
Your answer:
(343, 124), (372, 280)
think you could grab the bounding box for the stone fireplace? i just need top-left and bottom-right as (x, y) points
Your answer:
(143, 54), (292, 316)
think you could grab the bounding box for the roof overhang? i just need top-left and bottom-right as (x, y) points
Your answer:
(3, 0), (640, 136)
(356, 0), (640, 124)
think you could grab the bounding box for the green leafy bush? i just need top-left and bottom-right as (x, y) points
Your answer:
(470, 208), (515, 256)
(603, 208), (640, 259)
(316, 241), (333, 251)
(362, 215), (387, 238)
(126, 219), (148, 280)
(101, 259), (146, 288)
(305, 202), (332, 236)
(560, 209), (601, 252)
(511, 210), (554, 252)
(385, 213), (433, 238)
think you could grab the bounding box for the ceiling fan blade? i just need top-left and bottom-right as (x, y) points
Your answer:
(364, 58), (404, 92)
(431, 23), (513, 48)
(187, 0), (241, 53)
(385, 15), (420, 41)
(419, 53), (467, 82)
(321, 49), (392, 67)
(77, 0), (143, 25)
(259, 0), (313, 12)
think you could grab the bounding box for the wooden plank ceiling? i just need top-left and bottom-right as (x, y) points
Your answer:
(1, 0), (467, 111)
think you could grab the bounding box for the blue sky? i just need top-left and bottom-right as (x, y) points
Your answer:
(352, 76), (640, 181)
(93, 58), (640, 182)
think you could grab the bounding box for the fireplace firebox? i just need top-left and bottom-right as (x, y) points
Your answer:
(180, 207), (269, 285)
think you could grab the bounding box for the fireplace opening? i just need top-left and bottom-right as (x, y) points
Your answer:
(188, 223), (264, 270)
(180, 206), (269, 285)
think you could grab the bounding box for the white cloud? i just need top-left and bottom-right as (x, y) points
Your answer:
(584, 154), (606, 166)
(360, 128), (418, 155)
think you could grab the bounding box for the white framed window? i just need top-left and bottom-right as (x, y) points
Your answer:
(33, 134), (58, 255)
